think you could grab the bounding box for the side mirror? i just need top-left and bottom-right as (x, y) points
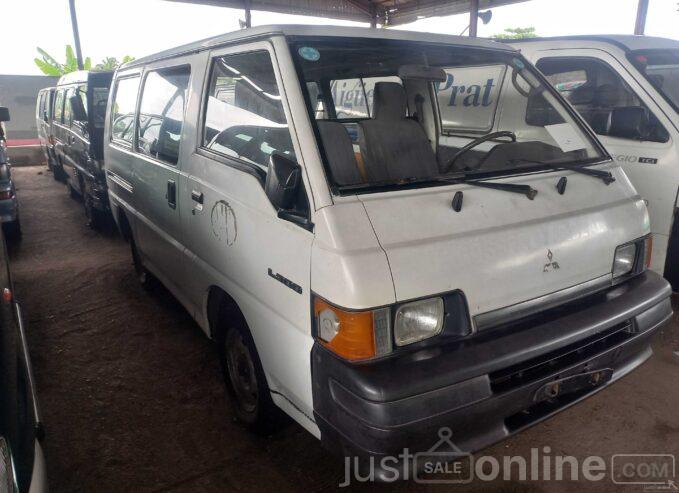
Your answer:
(0, 107), (10, 122)
(265, 153), (301, 211)
(609, 106), (648, 140)
(69, 95), (87, 122)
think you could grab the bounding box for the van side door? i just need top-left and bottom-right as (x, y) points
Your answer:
(534, 48), (677, 273)
(133, 62), (192, 301)
(180, 42), (316, 426)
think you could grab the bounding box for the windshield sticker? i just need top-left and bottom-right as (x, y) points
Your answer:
(298, 47), (320, 62)
(544, 123), (587, 153)
(512, 58), (525, 70)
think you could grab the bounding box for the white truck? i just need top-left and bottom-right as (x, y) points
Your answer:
(514, 36), (679, 288)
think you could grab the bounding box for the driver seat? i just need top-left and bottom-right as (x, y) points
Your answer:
(358, 82), (438, 182)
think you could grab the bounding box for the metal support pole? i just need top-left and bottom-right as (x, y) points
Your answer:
(68, 0), (84, 70)
(634, 0), (649, 35)
(469, 0), (479, 37)
(244, 0), (252, 28)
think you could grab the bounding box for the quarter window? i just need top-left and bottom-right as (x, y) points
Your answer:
(537, 57), (669, 143)
(111, 76), (140, 144)
(203, 51), (295, 173)
(137, 66), (191, 165)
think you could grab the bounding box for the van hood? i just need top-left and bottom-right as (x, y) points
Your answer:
(358, 165), (649, 319)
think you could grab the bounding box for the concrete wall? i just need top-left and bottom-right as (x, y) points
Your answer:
(0, 74), (58, 164)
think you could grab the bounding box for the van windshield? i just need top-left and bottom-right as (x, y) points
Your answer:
(291, 38), (606, 192)
(629, 50), (679, 113)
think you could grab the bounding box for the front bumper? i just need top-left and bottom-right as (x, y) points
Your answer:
(311, 270), (672, 475)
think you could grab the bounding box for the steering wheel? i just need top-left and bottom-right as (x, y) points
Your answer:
(443, 131), (517, 173)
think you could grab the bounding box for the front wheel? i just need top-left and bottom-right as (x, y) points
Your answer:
(3, 218), (21, 241)
(219, 324), (283, 433)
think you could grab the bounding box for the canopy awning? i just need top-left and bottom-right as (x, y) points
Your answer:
(164, 0), (528, 26)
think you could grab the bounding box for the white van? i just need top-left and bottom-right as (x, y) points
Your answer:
(514, 36), (679, 288)
(104, 26), (671, 476)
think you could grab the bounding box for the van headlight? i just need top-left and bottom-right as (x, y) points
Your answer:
(394, 297), (444, 346)
(612, 235), (652, 280)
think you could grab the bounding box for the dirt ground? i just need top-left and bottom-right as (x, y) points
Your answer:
(7, 165), (679, 493)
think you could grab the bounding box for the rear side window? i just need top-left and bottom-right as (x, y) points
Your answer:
(63, 88), (74, 125)
(137, 66), (191, 165)
(537, 57), (669, 143)
(111, 76), (140, 144)
(203, 50), (295, 173)
(54, 90), (65, 122)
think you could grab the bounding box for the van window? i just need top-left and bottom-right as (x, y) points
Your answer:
(77, 84), (88, 120)
(37, 92), (45, 119)
(137, 66), (190, 165)
(628, 50), (679, 113)
(111, 76), (140, 144)
(293, 38), (605, 191)
(91, 87), (110, 129)
(203, 51), (295, 172)
(537, 57), (669, 143)
(54, 90), (65, 123)
(63, 88), (74, 125)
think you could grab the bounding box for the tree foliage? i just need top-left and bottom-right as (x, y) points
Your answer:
(34, 46), (134, 75)
(492, 27), (537, 39)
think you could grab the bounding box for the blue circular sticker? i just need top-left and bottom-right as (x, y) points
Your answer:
(298, 46), (320, 62)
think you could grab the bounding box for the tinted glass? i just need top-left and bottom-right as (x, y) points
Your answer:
(629, 50), (679, 113)
(54, 90), (65, 122)
(538, 57), (669, 143)
(63, 88), (74, 125)
(111, 77), (139, 144)
(203, 51), (295, 172)
(137, 67), (190, 165)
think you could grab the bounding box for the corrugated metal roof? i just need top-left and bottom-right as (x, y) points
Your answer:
(165, 0), (528, 26)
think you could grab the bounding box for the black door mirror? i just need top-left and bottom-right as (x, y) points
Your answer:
(0, 107), (10, 122)
(265, 153), (301, 211)
(69, 95), (87, 122)
(609, 106), (648, 140)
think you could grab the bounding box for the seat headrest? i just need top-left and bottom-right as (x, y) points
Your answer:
(568, 84), (595, 105)
(372, 82), (407, 120)
(593, 84), (624, 107)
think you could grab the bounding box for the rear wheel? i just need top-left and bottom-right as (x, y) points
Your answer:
(218, 317), (283, 433)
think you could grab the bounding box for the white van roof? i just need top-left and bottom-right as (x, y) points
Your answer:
(508, 35), (679, 52)
(124, 24), (516, 69)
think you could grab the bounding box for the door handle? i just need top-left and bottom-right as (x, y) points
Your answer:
(166, 180), (176, 209)
(191, 190), (203, 204)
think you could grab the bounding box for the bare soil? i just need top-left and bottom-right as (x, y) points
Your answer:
(8, 165), (679, 492)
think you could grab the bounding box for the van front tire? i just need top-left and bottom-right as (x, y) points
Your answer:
(219, 322), (283, 434)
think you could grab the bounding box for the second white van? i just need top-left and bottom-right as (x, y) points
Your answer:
(104, 26), (671, 477)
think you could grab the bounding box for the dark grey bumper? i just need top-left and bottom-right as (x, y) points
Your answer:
(311, 270), (672, 472)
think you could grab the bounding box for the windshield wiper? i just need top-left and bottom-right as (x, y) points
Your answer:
(509, 159), (615, 185)
(440, 176), (538, 200)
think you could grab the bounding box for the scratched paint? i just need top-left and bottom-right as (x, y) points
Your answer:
(210, 200), (237, 246)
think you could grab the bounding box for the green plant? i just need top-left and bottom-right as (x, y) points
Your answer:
(34, 45), (91, 76)
(95, 55), (136, 71)
(34, 46), (135, 75)
(492, 27), (537, 39)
